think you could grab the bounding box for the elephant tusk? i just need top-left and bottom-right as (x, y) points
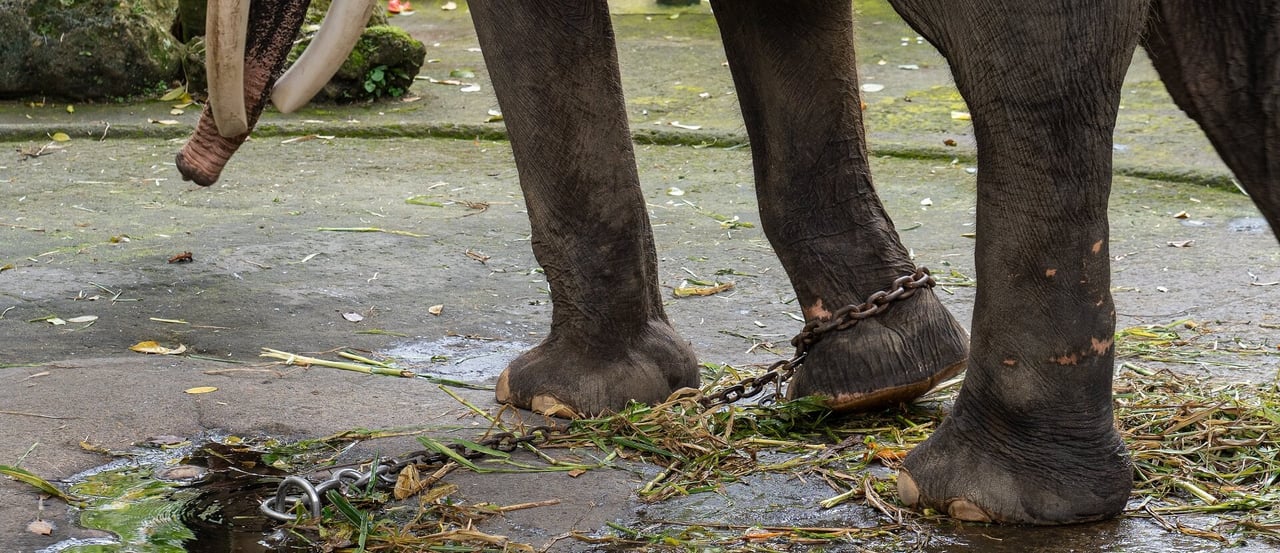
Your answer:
(205, 0), (252, 137)
(271, 0), (375, 113)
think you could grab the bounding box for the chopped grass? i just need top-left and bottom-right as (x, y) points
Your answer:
(244, 323), (1280, 550)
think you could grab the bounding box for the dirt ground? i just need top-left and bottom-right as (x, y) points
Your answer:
(1, 1), (1278, 552)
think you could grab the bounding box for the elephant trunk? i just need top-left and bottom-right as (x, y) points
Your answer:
(176, 0), (312, 186)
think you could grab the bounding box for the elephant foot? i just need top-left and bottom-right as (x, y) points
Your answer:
(787, 289), (968, 411)
(495, 320), (700, 418)
(897, 404), (1131, 524)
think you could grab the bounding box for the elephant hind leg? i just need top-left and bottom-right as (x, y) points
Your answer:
(1142, 0), (1280, 242)
(709, 0), (969, 412)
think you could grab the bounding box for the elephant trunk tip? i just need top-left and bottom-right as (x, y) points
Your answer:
(175, 148), (222, 187)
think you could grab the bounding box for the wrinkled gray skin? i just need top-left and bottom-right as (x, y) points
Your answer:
(179, 0), (1279, 525)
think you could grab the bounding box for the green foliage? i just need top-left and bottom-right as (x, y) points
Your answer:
(362, 64), (409, 98)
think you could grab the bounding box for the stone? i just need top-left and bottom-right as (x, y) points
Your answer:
(0, 0), (183, 100)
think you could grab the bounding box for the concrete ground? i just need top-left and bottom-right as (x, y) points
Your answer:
(1, 1), (1277, 552)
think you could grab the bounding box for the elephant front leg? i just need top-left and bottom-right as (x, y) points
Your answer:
(888, 0), (1149, 524)
(709, 0), (969, 411)
(469, 0), (699, 417)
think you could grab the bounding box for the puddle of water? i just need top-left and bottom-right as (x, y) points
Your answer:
(1227, 217), (1270, 233)
(39, 437), (298, 553)
(381, 335), (530, 383)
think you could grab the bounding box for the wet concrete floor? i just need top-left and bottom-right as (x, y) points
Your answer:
(2, 1), (1279, 551)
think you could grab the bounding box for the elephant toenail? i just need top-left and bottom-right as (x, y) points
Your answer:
(495, 370), (512, 403)
(531, 394), (580, 419)
(947, 499), (993, 523)
(896, 472), (920, 505)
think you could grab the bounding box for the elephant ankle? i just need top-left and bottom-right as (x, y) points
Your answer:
(495, 320), (699, 417)
(786, 288), (968, 411)
(899, 408), (1131, 524)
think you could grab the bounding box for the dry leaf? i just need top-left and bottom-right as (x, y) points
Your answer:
(149, 119), (180, 125)
(1173, 211), (1189, 219)
(442, 1), (457, 9)
(567, 469), (586, 478)
(951, 111), (971, 120)
(184, 386), (218, 394)
(27, 520), (53, 536)
(130, 341), (187, 355)
(669, 121), (702, 130)
(394, 464), (422, 500)
(1167, 240), (1194, 248)
(342, 312), (364, 323)
(66, 315), (97, 323)
(673, 281), (734, 298)
(170, 108), (184, 116)
(49, 132), (70, 142)
(428, 304), (444, 316)
(45, 317), (66, 326)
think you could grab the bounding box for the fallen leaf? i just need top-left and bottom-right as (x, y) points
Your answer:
(428, 304), (444, 316)
(395, 464), (422, 500)
(951, 111), (971, 120)
(460, 84), (481, 93)
(442, 1), (457, 9)
(667, 187), (685, 196)
(65, 315), (97, 323)
(130, 341), (187, 355)
(49, 132), (70, 142)
(485, 109), (503, 122)
(1167, 240), (1194, 248)
(46, 317), (66, 326)
(567, 469), (586, 478)
(170, 108), (184, 116)
(920, 197), (933, 206)
(65, 105), (74, 114)
(160, 86), (192, 103)
(184, 386), (217, 394)
(342, 312), (364, 323)
(1173, 211), (1189, 219)
(943, 138), (957, 147)
(673, 281), (734, 298)
(861, 83), (885, 92)
(669, 121), (702, 130)
(149, 119), (180, 125)
(26, 520), (54, 536)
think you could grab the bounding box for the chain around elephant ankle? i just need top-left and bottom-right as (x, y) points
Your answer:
(791, 267), (936, 358)
(696, 267), (935, 410)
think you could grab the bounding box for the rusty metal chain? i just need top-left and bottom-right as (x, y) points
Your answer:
(697, 267), (935, 409)
(258, 268), (934, 521)
(260, 426), (554, 522)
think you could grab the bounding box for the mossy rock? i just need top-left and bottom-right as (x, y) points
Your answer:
(0, 0), (183, 100)
(287, 24), (425, 103)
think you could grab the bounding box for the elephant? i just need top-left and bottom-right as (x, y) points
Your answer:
(175, 0), (1279, 526)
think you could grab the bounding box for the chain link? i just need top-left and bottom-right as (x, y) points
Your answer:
(260, 426), (553, 522)
(697, 267), (935, 409)
(259, 269), (933, 521)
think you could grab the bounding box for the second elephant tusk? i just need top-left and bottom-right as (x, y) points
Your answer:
(271, 0), (375, 113)
(205, 0), (251, 137)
